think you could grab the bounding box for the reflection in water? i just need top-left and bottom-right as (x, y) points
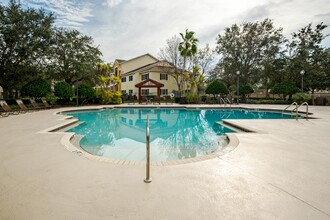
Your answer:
(66, 108), (289, 161)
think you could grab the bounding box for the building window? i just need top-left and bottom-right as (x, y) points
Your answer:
(160, 73), (168, 80)
(141, 73), (149, 81)
(129, 75), (133, 81)
(142, 89), (149, 96)
(161, 89), (168, 96)
(121, 77), (126, 82)
(122, 90), (126, 94)
(129, 89), (133, 95)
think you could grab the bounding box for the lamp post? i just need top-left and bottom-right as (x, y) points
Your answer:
(300, 70), (305, 92)
(76, 80), (79, 106)
(236, 71), (240, 105)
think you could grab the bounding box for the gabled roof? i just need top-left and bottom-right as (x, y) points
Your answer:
(123, 60), (176, 76)
(121, 53), (158, 65)
(114, 59), (126, 64)
(135, 79), (164, 88)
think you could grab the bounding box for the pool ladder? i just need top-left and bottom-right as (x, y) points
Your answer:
(220, 97), (232, 107)
(144, 115), (152, 183)
(282, 102), (309, 120)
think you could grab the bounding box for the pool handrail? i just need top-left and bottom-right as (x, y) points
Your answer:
(144, 115), (152, 183)
(226, 97), (232, 107)
(297, 102), (309, 120)
(282, 102), (298, 120)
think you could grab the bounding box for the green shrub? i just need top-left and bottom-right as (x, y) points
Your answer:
(78, 84), (96, 104)
(45, 93), (57, 105)
(54, 82), (74, 99)
(239, 85), (254, 98)
(186, 93), (198, 104)
(96, 89), (122, 104)
(22, 78), (51, 98)
(270, 81), (298, 100)
(292, 93), (311, 104)
(205, 80), (229, 97)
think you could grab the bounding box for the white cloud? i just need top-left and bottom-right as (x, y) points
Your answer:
(15, 0), (330, 62)
(23, 0), (94, 28)
(102, 0), (123, 8)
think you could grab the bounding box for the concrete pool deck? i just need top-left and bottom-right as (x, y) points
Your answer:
(0, 104), (330, 219)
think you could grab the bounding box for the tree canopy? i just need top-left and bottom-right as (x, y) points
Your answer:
(0, 1), (54, 97)
(205, 80), (229, 97)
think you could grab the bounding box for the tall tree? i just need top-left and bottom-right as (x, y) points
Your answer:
(179, 29), (199, 96)
(215, 18), (284, 86)
(0, 1), (54, 98)
(48, 28), (102, 86)
(158, 35), (184, 95)
(192, 44), (215, 76)
(288, 22), (329, 93)
(179, 29), (198, 71)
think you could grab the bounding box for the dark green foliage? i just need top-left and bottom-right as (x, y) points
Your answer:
(48, 28), (102, 85)
(292, 93), (311, 104)
(0, 1), (54, 98)
(239, 85), (254, 96)
(215, 19), (284, 86)
(22, 78), (51, 98)
(54, 82), (74, 99)
(78, 84), (96, 98)
(78, 84), (96, 104)
(205, 80), (229, 97)
(270, 81), (299, 100)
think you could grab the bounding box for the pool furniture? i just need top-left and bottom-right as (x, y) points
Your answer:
(0, 100), (24, 114)
(165, 96), (173, 105)
(16, 99), (35, 112)
(29, 99), (43, 110)
(41, 99), (53, 109)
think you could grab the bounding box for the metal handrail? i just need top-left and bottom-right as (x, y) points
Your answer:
(220, 97), (226, 106)
(144, 115), (152, 183)
(297, 102), (309, 120)
(282, 102), (298, 120)
(226, 97), (232, 107)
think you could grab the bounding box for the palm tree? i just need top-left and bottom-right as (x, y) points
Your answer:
(178, 29), (199, 96)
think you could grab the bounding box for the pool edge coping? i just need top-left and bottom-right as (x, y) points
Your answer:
(42, 104), (312, 166)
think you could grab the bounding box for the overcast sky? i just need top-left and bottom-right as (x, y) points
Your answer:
(1, 0), (330, 63)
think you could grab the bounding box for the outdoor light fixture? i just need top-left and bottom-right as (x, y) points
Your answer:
(300, 70), (305, 92)
(236, 71), (240, 105)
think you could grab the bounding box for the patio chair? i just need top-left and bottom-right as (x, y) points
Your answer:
(41, 99), (53, 109)
(29, 99), (43, 110)
(16, 99), (35, 112)
(128, 95), (136, 105)
(0, 100), (24, 115)
(165, 96), (173, 105)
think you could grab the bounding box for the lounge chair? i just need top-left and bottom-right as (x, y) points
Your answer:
(29, 99), (44, 110)
(0, 100), (24, 114)
(41, 99), (53, 109)
(16, 99), (35, 112)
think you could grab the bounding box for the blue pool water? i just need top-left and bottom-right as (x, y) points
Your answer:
(66, 108), (292, 161)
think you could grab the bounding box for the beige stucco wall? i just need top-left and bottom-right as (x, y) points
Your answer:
(121, 55), (157, 73)
(121, 72), (178, 96)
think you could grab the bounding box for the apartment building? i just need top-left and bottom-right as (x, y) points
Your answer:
(113, 54), (178, 97)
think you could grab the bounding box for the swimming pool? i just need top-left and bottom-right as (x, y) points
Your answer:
(65, 108), (292, 161)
